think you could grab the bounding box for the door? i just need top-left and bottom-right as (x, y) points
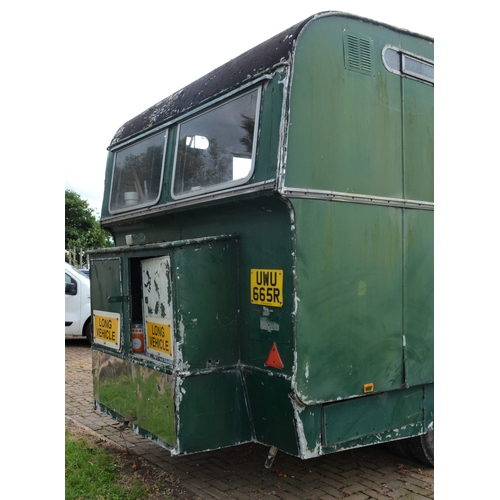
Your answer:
(65, 271), (81, 335)
(142, 256), (174, 363)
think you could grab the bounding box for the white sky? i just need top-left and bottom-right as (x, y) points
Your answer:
(64, 0), (435, 214)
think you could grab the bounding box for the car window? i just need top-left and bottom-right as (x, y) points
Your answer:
(65, 273), (77, 293)
(66, 263), (90, 280)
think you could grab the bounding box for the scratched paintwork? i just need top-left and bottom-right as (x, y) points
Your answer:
(141, 256), (174, 361)
(91, 12), (433, 464)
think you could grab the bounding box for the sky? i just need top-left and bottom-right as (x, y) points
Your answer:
(64, 0), (435, 214)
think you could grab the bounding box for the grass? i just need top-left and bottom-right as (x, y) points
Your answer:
(65, 429), (147, 500)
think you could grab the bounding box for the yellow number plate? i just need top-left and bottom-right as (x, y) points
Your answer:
(250, 269), (283, 307)
(93, 310), (121, 349)
(145, 318), (173, 361)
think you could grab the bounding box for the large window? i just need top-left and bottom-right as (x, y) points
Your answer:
(109, 131), (166, 212)
(172, 89), (260, 198)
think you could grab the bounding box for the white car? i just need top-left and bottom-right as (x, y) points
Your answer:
(65, 262), (92, 342)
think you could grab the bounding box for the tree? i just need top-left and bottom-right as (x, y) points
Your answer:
(65, 190), (113, 260)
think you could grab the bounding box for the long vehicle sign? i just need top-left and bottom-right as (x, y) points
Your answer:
(93, 310), (121, 349)
(145, 317), (173, 361)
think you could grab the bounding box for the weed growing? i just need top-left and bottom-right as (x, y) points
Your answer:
(65, 429), (146, 500)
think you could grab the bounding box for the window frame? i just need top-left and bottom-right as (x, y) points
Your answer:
(108, 129), (168, 214)
(170, 87), (261, 201)
(381, 45), (434, 85)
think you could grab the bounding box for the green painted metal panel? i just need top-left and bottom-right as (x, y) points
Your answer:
(402, 79), (434, 202)
(90, 258), (124, 350)
(294, 405), (323, 457)
(293, 200), (404, 402)
(174, 239), (240, 371)
(396, 30), (434, 63)
(404, 210), (434, 386)
(243, 370), (299, 455)
(90, 258), (123, 317)
(286, 16), (404, 198)
(252, 72), (286, 183)
(178, 370), (251, 453)
(322, 386), (426, 449)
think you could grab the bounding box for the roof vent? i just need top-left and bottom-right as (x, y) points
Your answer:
(344, 32), (374, 76)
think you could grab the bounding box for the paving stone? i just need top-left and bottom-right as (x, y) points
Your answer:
(361, 490), (393, 500)
(65, 340), (434, 499)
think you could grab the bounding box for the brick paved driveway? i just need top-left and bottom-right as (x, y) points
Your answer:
(65, 338), (434, 499)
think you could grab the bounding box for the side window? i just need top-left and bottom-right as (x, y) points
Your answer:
(382, 46), (434, 85)
(65, 273), (77, 295)
(109, 130), (167, 213)
(172, 88), (260, 198)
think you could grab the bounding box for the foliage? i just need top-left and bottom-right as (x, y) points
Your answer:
(65, 430), (146, 500)
(239, 114), (255, 154)
(65, 189), (113, 257)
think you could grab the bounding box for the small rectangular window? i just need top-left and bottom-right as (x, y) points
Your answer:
(172, 89), (260, 198)
(382, 45), (434, 85)
(109, 130), (166, 213)
(402, 54), (434, 84)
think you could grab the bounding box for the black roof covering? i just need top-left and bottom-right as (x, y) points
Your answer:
(109, 14), (314, 148)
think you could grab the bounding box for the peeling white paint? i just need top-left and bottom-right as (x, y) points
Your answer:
(290, 396), (322, 459)
(276, 69), (291, 193)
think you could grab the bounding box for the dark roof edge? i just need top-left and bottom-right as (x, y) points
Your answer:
(108, 11), (432, 148)
(108, 15), (313, 148)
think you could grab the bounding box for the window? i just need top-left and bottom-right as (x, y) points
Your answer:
(402, 54), (434, 83)
(65, 273), (77, 295)
(109, 130), (166, 212)
(382, 46), (434, 85)
(172, 89), (260, 198)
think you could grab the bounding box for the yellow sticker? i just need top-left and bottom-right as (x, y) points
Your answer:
(93, 310), (121, 349)
(250, 269), (283, 307)
(145, 318), (173, 360)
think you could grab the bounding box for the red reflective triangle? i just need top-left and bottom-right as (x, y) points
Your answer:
(265, 342), (284, 369)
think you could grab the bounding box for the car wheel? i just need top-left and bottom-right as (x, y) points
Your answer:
(407, 428), (434, 467)
(84, 321), (92, 344)
(386, 438), (413, 460)
(387, 428), (434, 467)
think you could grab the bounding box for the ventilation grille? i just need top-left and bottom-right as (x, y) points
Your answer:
(344, 32), (374, 76)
